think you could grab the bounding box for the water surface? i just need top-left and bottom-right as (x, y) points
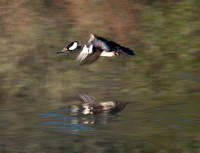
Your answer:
(0, 91), (199, 153)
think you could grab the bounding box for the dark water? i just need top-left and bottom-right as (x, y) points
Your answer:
(0, 89), (199, 153)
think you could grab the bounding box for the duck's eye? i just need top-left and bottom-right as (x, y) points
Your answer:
(65, 48), (68, 50)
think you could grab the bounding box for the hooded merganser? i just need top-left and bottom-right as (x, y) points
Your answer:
(57, 34), (135, 65)
(79, 93), (129, 114)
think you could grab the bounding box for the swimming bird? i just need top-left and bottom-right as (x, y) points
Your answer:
(57, 34), (135, 65)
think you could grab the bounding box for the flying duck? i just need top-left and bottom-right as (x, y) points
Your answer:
(57, 34), (135, 65)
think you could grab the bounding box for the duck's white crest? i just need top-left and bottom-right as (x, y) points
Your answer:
(69, 42), (78, 50)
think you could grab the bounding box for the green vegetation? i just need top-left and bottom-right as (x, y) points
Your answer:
(0, 0), (199, 100)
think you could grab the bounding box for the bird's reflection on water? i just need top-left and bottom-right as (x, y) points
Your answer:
(37, 92), (129, 132)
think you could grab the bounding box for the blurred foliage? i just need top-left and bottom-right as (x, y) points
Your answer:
(0, 0), (199, 103)
(0, 1), (200, 152)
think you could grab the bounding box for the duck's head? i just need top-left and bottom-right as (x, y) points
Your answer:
(57, 41), (79, 54)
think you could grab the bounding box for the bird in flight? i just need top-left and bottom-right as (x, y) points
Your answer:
(57, 34), (135, 65)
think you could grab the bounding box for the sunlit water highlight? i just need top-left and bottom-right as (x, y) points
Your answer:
(37, 107), (94, 131)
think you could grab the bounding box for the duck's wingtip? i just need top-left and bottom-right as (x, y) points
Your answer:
(90, 33), (95, 38)
(88, 34), (95, 42)
(127, 49), (135, 56)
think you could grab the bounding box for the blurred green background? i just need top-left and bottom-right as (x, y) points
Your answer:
(0, 0), (200, 153)
(0, 0), (200, 102)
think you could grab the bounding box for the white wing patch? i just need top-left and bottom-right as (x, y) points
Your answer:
(69, 42), (78, 50)
(88, 45), (93, 54)
(76, 45), (90, 62)
(76, 45), (94, 63)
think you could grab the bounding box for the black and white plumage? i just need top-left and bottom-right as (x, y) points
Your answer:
(57, 41), (80, 54)
(58, 34), (135, 65)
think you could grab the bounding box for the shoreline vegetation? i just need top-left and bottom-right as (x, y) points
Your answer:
(0, 0), (199, 102)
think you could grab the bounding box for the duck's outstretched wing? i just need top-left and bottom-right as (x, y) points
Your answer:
(79, 49), (102, 65)
(76, 47), (101, 65)
(89, 34), (110, 51)
(79, 93), (97, 104)
(90, 34), (134, 55)
(76, 45), (90, 63)
(106, 41), (135, 56)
